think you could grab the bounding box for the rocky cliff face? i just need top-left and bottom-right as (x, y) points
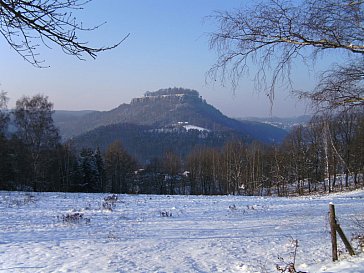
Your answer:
(131, 88), (200, 105)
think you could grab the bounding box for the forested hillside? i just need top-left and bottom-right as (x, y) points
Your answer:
(71, 123), (244, 163)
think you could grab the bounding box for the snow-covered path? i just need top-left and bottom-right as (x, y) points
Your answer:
(0, 191), (363, 272)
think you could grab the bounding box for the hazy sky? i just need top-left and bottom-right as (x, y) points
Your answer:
(0, 0), (340, 117)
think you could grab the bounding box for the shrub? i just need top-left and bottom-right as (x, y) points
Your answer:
(102, 194), (118, 211)
(59, 212), (90, 225)
(275, 239), (307, 273)
(160, 210), (173, 217)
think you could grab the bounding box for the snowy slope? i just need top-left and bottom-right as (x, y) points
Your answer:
(0, 190), (363, 273)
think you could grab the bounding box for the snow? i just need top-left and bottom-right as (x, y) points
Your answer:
(183, 125), (210, 132)
(0, 190), (364, 272)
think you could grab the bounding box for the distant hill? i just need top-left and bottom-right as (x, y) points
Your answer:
(54, 88), (288, 162)
(240, 115), (312, 131)
(53, 110), (97, 125)
(56, 88), (287, 142)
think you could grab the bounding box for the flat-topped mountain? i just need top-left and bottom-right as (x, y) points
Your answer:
(54, 88), (288, 162)
(56, 88), (287, 144)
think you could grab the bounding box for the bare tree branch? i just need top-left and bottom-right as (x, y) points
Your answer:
(208, 0), (364, 110)
(0, 0), (129, 67)
(297, 61), (364, 113)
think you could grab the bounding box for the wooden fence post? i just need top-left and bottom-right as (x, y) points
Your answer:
(336, 224), (356, 256)
(329, 203), (338, 261)
(329, 203), (355, 262)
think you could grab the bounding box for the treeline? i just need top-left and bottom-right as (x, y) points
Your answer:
(0, 93), (363, 195)
(186, 110), (364, 195)
(0, 94), (138, 193)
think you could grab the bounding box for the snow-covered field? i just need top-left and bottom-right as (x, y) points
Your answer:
(0, 190), (363, 273)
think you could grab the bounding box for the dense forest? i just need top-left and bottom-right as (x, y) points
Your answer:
(0, 93), (363, 195)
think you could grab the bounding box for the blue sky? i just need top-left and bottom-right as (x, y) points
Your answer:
(0, 0), (335, 117)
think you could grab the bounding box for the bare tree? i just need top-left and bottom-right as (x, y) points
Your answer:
(209, 0), (364, 109)
(0, 91), (9, 134)
(0, 0), (128, 67)
(298, 62), (364, 112)
(162, 151), (181, 195)
(0, 91), (11, 189)
(104, 140), (136, 193)
(14, 94), (60, 191)
(221, 141), (247, 195)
